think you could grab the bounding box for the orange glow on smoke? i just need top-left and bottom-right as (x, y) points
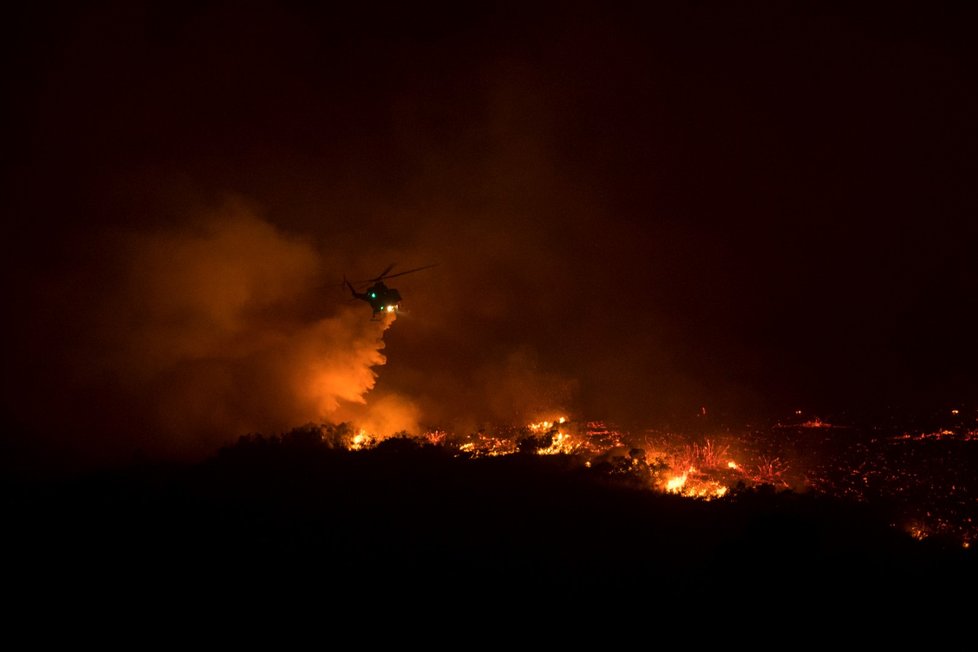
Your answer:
(302, 311), (395, 415)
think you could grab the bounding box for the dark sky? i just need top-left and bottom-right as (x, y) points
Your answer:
(3, 1), (977, 466)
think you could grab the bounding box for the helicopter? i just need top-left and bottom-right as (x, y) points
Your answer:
(344, 263), (437, 319)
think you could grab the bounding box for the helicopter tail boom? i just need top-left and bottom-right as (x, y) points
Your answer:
(344, 277), (364, 300)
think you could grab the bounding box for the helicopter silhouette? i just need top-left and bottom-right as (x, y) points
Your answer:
(344, 263), (437, 319)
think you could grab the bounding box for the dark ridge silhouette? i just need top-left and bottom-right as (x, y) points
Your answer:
(5, 425), (976, 615)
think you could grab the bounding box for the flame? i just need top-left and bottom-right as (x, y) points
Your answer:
(665, 472), (688, 492)
(350, 429), (372, 451)
(528, 418), (564, 433)
(537, 431), (575, 455)
(662, 467), (728, 500)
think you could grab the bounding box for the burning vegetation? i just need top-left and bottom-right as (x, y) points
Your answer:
(311, 417), (781, 502)
(243, 406), (978, 549)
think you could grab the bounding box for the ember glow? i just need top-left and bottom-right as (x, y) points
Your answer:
(320, 406), (978, 545)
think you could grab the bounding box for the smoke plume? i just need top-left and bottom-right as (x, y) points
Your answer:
(11, 203), (404, 463)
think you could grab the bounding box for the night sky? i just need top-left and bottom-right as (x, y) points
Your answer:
(3, 1), (977, 469)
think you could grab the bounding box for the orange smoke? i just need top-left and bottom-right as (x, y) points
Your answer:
(29, 203), (400, 461)
(336, 392), (422, 439)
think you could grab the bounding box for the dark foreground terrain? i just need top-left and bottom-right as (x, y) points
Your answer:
(5, 432), (976, 619)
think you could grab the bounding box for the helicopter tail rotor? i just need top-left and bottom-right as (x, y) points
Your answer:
(343, 276), (361, 300)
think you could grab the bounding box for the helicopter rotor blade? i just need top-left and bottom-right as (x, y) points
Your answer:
(345, 262), (438, 285)
(374, 263), (439, 281)
(369, 263), (397, 282)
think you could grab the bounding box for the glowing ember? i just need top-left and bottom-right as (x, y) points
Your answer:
(908, 525), (929, 541)
(537, 431), (575, 455)
(457, 433), (518, 457)
(800, 417), (832, 428)
(423, 430), (448, 446)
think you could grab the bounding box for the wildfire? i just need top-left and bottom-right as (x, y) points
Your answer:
(339, 417), (742, 500)
(319, 407), (978, 547)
